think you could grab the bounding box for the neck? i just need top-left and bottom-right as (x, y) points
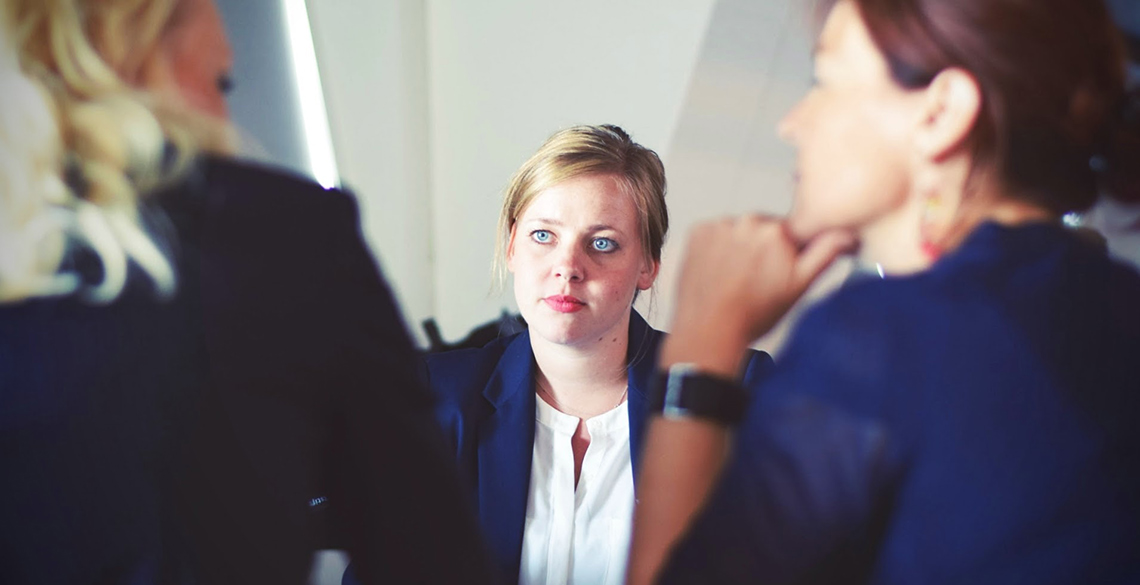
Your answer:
(531, 314), (631, 420)
(859, 194), (929, 275)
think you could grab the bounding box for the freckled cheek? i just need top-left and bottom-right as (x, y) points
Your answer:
(594, 267), (643, 302)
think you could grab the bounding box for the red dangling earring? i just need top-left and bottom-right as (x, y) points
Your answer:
(919, 239), (944, 260)
(919, 194), (945, 261)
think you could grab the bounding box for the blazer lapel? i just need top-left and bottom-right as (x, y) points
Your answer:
(478, 332), (537, 583)
(626, 311), (663, 483)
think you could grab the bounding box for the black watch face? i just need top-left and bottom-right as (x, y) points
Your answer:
(656, 369), (745, 425)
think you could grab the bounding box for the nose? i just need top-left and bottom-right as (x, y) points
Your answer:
(552, 245), (585, 282)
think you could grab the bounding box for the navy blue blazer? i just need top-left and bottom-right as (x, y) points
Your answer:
(0, 157), (493, 585)
(661, 222), (1140, 584)
(427, 310), (774, 584)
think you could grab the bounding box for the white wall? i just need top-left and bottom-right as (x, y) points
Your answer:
(217, 0), (311, 174)
(305, 0), (435, 343)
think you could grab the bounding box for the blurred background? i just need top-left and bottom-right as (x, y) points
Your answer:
(217, 0), (1140, 351)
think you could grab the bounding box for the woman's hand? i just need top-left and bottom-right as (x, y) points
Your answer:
(662, 216), (854, 378)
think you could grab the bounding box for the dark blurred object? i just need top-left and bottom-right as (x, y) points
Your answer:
(1070, 225), (1110, 253)
(168, 158), (496, 585)
(0, 156), (497, 585)
(422, 311), (527, 353)
(1108, 0), (1140, 61)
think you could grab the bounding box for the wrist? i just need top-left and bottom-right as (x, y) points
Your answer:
(648, 362), (748, 426)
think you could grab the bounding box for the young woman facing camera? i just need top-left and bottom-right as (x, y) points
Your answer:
(629, 0), (1140, 583)
(435, 125), (772, 585)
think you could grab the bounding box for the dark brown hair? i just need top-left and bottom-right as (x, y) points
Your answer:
(819, 0), (1140, 210)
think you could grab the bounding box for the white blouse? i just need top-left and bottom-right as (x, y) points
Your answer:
(518, 395), (635, 585)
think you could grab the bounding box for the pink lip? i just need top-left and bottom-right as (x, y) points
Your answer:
(544, 295), (586, 313)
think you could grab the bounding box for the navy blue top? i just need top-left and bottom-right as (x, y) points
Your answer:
(661, 222), (1140, 584)
(427, 311), (774, 584)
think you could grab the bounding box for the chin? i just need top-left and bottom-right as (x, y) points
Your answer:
(785, 211), (825, 243)
(529, 317), (587, 346)
(537, 329), (590, 347)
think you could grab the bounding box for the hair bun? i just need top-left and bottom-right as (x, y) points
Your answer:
(1096, 86), (1140, 203)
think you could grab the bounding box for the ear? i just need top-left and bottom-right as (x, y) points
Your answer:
(506, 224), (519, 274)
(637, 258), (660, 290)
(914, 68), (982, 162)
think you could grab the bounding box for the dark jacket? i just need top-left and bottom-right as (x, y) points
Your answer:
(661, 222), (1140, 584)
(0, 157), (493, 585)
(427, 311), (774, 584)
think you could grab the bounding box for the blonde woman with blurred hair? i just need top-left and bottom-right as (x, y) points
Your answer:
(0, 1), (493, 584)
(414, 125), (771, 585)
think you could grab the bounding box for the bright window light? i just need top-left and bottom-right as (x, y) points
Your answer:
(282, 0), (340, 189)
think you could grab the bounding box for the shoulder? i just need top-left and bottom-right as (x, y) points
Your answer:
(205, 156), (358, 224)
(792, 272), (936, 347)
(199, 155), (352, 204)
(426, 333), (525, 407)
(765, 259), (1023, 415)
(635, 314), (774, 387)
(159, 156), (360, 245)
(794, 267), (961, 344)
(760, 275), (930, 418)
(629, 313), (774, 388)
(159, 156), (375, 292)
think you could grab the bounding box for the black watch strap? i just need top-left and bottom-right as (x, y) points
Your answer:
(648, 363), (748, 426)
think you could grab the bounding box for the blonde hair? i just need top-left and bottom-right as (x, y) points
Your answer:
(493, 124), (668, 289)
(0, 0), (233, 304)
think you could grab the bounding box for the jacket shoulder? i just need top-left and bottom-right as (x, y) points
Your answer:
(426, 334), (521, 407)
(200, 155), (339, 195)
(198, 155), (357, 216)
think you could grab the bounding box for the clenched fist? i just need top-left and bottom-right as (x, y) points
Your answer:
(662, 215), (855, 378)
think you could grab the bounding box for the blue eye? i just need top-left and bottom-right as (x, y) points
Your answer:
(531, 229), (552, 243)
(591, 238), (617, 252)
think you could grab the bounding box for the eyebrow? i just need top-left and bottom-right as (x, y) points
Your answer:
(525, 218), (563, 227)
(525, 218), (622, 233)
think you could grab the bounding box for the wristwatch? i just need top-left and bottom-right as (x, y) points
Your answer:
(649, 363), (748, 426)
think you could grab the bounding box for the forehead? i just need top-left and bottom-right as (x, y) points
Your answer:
(816, 1), (879, 65)
(814, 0), (897, 86)
(519, 174), (640, 228)
(169, 0), (232, 62)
